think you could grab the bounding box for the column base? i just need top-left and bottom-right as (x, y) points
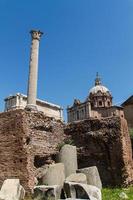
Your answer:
(25, 104), (38, 111)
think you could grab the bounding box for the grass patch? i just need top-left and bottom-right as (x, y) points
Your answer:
(129, 128), (133, 138)
(102, 187), (133, 200)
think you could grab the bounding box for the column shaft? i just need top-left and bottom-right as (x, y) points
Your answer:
(26, 30), (43, 110)
(27, 39), (39, 105)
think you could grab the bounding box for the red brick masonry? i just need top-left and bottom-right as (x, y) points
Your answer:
(65, 117), (133, 187)
(0, 110), (64, 192)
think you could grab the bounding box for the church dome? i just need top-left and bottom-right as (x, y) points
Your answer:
(87, 73), (112, 109)
(89, 85), (110, 95)
(89, 73), (111, 96)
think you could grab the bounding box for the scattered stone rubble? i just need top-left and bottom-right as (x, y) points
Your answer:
(0, 145), (102, 199)
(32, 144), (102, 200)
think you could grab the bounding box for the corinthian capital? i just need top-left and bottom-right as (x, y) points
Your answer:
(30, 30), (43, 40)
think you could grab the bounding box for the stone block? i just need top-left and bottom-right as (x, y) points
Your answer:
(33, 185), (62, 200)
(0, 179), (25, 200)
(64, 181), (101, 200)
(119, 192), (128, 199)
(42, 163), (65, 186)
(58, 144), (78, 177)
(66, 173), (87, 184)
(77, 166), (102, 189)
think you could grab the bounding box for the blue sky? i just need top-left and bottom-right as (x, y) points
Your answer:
(0, 0), (133, 119)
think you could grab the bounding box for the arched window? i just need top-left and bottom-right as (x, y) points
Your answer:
(99, 101), (102, 106)
(91, 102), (94, 107)
(108, 101), (110, 106)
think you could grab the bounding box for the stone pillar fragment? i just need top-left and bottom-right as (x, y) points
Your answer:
(34, 185), (62, 200)
(64, 181), (101, 200)
(58, 144), (78, 177)
(66, 173), (87, 184)
(26, 30), (43, 110)
(77, 166), (102, 189)
(0, 179), (25, 200)
(42, 163), (65, 186)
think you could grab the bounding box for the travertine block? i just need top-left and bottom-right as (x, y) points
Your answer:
(58, 144), (78, 177)
(66, 173), (87, 184)
(77, 166), (102, 189)
(34, 185), (62, 200)
(64, 181), (101, 200)
(0, 179), (25, 200)
(42, 163), (65, 186)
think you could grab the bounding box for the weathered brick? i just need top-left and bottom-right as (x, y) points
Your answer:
(65, 117), (133, 187)
(0, 109), (64, 193)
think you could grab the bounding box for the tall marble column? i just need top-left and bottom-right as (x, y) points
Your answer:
(26, 30), (43, 110)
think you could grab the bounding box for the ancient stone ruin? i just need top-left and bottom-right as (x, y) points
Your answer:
(0, 108), (133, 199)
(0, 109), (64, 193)
(65, 116), (133, 187)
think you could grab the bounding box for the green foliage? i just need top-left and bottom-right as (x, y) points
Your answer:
(64, 138), (74, 145)
(57, 138), (74, 151)
(56, 142), (65, 151)
(129, 128), (133, 138)
(102, 187), (133, 200)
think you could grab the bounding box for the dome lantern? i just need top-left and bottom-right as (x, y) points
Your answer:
(95, 72), (101, 86)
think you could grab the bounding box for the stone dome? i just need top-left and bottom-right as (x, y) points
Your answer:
(89, 85), (110, 95)
(89, 73), (111, 96)
(87, 73), (112, 108)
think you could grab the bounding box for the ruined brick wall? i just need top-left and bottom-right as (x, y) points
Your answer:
(1, 109), (133, 191)
(65, 117), (133, 187)
(123, 104), (133, 129)
(131, 138), (133, 157)
(0, 110), (29, 190)
(0, 109), (65, 192)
